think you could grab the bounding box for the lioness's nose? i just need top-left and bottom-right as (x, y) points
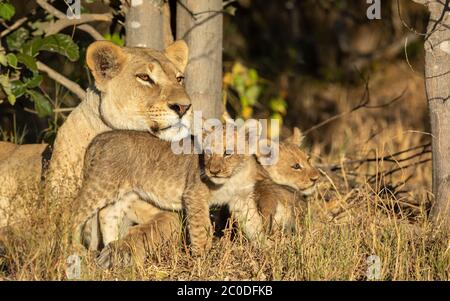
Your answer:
(169, 104), (191, 118)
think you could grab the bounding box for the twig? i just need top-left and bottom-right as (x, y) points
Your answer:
(0, 17), (27, 38)
(348, 33), (419, 71)
(36, 0), (108, 40)
(396, 0), (427, 36)
(37, 61), (86, 101)
(304, 79), (406, 135)
(323, 142), (431, 171)
(53, 108), (75, 113)
(368, 158), (432, 183)
(46, 13), (112, 36)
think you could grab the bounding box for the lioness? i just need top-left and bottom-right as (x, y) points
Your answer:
(0, 39), (193, 234)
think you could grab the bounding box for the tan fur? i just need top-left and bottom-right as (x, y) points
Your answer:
(254, 128), (320, 233)
(86, 40), (192, 141)
(94, 128), (320, 268)
(96, 211), (181, 268)
(0, 40), (192, 230)
(77, 127), (266, 268)
(73, 129), (266, 258)
(0, 142), (48, 228)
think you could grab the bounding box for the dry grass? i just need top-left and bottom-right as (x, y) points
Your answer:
(0, 62), (449, 280)
(1, 187), (448, 280)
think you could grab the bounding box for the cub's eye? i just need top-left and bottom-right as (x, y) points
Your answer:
(136, 73), (155, 84)
(292, 163), (303, 170)
(176, 75), (185, 85)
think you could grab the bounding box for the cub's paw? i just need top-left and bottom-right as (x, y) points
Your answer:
(96, 241), (132, 270)
(190, 237), (213, 257)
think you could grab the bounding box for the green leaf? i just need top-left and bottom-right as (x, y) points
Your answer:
(0, 52), (7, 66)
(6, 53), (18, 68)
(248, 69), (259, 83)
(0, 74), (16, 105)
(22, 37), (44, 57)
(245, 85), (261, 105)
(10, 80), (26, 98)
(233, 74), (246, 96)
(0, 3), (15, 21)
(24, 74), (43, 88)
(6, 27), (29, 51)
(269, 97), (287, 115)
(39, 34), (80, 61)
(26, 89), (53, 117)
(104, 32), (125, 47)
(16, 53), (38, 72)
(224, 6), (237, 16)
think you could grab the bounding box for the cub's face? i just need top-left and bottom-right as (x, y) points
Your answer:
(259, 128), (320, 195)
(87, 40), (192, 142)
(203, 128), (249, 185)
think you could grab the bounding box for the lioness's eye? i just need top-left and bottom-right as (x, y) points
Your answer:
(176, 75), (185, 85)
(292, 163), (303, 170)
(136, 73), (155, 84)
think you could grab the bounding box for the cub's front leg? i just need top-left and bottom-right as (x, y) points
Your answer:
(183, 182), (213, 255)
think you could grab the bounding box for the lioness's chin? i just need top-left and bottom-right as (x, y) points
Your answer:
(156, 125), (190, 142)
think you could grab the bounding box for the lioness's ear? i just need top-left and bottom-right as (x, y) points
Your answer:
(285, 127), (304, 146)
(164, 40), (189, 72)
(86, 41), (127, 89)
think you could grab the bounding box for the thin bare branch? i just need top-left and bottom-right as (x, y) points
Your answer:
(37, 61), (86, 101)
(0, 17), (27, 38)
(304, 81), (406, 135)
(45, 13), (112, 36)
(36, 0), (109, 40)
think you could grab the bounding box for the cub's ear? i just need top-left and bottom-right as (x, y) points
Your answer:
(164, 40), (189, 72)
(285, 127), (304, 146)
(255, 138), (280, 166)
(86, 41), (127, 90)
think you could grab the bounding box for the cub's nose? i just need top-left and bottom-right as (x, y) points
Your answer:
(310, 173), (320, 182)
(209, 167), (221, 176)
(168, 104), (191, 118)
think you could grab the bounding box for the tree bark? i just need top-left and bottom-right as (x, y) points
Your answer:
(413, 0), (450, 231)
(176, 0), (223, 119)
(125, 0), (166, 49)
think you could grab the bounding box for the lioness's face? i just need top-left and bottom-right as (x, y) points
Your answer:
(87, 40), (192, 141)
(258, 128), (320, 195)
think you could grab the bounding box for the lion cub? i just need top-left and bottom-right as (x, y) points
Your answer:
(93, 127), (319, 268)
(210, 127), (320, 239)
(254, 128), (320, 234)
(72, 126), (268, 253)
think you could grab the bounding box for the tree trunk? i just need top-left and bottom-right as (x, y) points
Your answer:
(176, 0), (223, 119)
(414, 0), (450, 231)
(125, 0), (166, 49)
